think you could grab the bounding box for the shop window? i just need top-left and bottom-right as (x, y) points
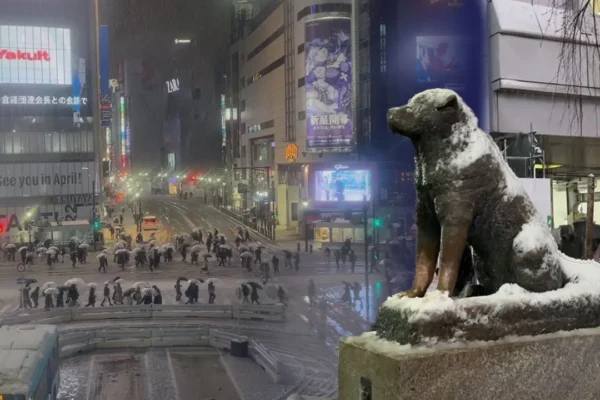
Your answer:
(291, 202), (299, 221)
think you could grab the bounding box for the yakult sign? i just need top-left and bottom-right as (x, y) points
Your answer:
(0, 25), (72, 85)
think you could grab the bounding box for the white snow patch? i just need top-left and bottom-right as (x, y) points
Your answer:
(447, 126), (490, 170)
(513, 220), (557, 255)
(559, 252), (600, 284)
(346, 324), (600, 357)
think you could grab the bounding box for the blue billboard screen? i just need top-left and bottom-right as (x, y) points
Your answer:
(305, 17), (353, 152)
(314, 169), (371, 202)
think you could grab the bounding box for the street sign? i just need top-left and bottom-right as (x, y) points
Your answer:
(16, 277), (27, 284)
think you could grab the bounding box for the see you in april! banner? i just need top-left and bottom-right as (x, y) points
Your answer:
(305, 17), (353, 152)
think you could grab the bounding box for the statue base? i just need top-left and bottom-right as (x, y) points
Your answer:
(339, 328), (600, 400)
(373, 284), (600, 345)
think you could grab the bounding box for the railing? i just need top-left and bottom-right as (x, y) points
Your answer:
(56, 326), (283, 383)
(216, 205), (276, 240)
(0, 303), (285, 326)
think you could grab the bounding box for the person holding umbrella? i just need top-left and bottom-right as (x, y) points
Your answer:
(293, 252), (300, 271)
(181, 243), (189, 263)
(152, 285), (163, 304)
(85, 283), (97, 307)
(101, 282), (112, 306)
(69, 250), (77, 268)
(191, 248), (200, 265)
(202, 253), (212, 272)
(241, 283), (250, 303)
(56, 286), (66, 308)
(254, 246), (262, 265)
(43, 288), (56, 311)
(112, 278), (124, 304)
(250, 284), (260, 305)
(175, 277), (186, 301)
(206, 236), (212, 253)
(208, 281), (216, 304)
(349, 250), (357, 273)
(272, 254), (280, 276)
(97, 253), (108, 273)
(240, 251), (253, 272)
(277, 286), (286, 306)
(30, 286), (40, 308)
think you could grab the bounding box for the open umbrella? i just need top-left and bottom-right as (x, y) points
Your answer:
(115, 249), (129, 255)
(18, 246), (28, 253)
(112, 275), (122, 282)
(206, 278), (221, 285)
(220, 245), (231, 250)
(158, 244), (169, 253)
(64, 278), (86, 287)
(240, 252), (253, 258)
(191, 245), (203, 253)
(149, 240), (158, 246)
(245, 281), (263, 290)
(41, 282), (58, 292)
(78, 243), (90, 249)
(238, 246), (249, 252)
(48, 246), (59, 252)
(36, 247), (47, 253)
(5, 243), (16, 249)
(114, 279), (125, 285)
(217, 233), (226, 238)
(202, 253), (213, 259)
(130, 248), (141, 255)
(141, 287), (155, 297)
(47, 249), (57, 256)
(96, 253), (107, 259)
(43, 287), (59, 296)
(176, 277), (188, 285)
(188, 279), (202, 286)
(87, 283), (97, 288)
(70, 236), (81, 243)
(133, 282), (149, 289)
(123, 287), (135, 297)
(103, 280), (113, 286)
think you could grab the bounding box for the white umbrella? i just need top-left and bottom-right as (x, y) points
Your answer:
(240, 252), (253, 258)
(70, 236), (81, 242)
(36, 247), (47, 253)
(114, 278), (125, 284)
(159, 244), (169, 253)
(18, 246), (28, 253)
(47, 249), (57, 256)
(103, 280), (113, 286)
(115, 249), (129, 255)
(188, 279), (202, 286)
(191, 245), (203, 253)
(217, 233), (226, 238)
(64, 278), (86, 287)
(265, 284), (278, 299)
(149, 240), (158, 246)
(96, 253), (107, 259)
(133, 281), (149, 289)
(78, 243), (90, 249)
(141, 287), (152, 297)
(130, 248), (141, 255)
(5, 243), (16, 249)
(41, 282), (58, 292)
(48, 246), (59, 252)
(87, 283), (97, 288)
(43, 287), (59, 296)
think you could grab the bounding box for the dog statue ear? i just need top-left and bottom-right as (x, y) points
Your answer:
(436, 94), (458, 111)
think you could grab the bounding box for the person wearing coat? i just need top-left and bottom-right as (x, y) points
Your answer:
(241, 284), (250, 303)
(101, 283), (112, 306)
(174, 280), (183, 301)
(85, 287), (96, 307)
(30, 286), (40, 308)
(208, 282), (216, 304)
(44, 292), (53, 311)
(152, 286), (163, 304)
(133, 287), (142, 305)
(112, 282), (123, 305)
(250, 287), (260, 305)
(66, 284), (79, 307)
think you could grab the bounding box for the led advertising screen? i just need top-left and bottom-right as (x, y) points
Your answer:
(314, 168), (371, 202)
(416, 36), (466, 87)
(305, 17), (353, 152)
(0, 25), (72, 85)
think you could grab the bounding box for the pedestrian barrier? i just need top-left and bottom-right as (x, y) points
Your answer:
(0, 303), (285, 325)
(249, 338), (283, 383)
(55, 326), (283, 383)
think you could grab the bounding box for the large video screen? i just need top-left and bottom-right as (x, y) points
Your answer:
(314, 169), (371, 202)
(416, 36), (465, 85)
(0, 25), (72, 85)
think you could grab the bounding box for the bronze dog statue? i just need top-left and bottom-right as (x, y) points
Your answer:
(387, 89), (564, 297)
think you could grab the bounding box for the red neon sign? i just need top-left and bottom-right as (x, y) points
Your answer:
(0, 49), (51, 62)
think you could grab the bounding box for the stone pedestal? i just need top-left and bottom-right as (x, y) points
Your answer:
(339, 328), (600, 400)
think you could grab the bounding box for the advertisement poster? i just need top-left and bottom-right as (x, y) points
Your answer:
(0, 161), (95, 198)
(99, 25), (111, 127)
(314, 168), (371, 202)
(305, 17), (352, 152)
(0, 25), (72, 85)
(416, 36), (466, 88)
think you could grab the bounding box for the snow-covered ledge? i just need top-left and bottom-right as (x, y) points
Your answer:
(373, 255), (600, 346)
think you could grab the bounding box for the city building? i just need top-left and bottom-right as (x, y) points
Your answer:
(0, 0), (101, 239)
(225, 0), (359, 236)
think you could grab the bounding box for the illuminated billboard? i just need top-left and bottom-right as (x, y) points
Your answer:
(314, 167), (371, 202)
(305, 17), (353, 152)
(416, 36), (466, 89)
(0, 25), (72, 85)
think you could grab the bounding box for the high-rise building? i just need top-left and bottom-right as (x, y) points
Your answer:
(0, 0), (101, 238)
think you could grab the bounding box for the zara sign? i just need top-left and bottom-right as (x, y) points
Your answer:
(166, 78), (180, 93)
(0, 25), (72, 85)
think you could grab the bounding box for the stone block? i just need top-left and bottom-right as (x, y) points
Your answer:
(339, 329), (600, 400)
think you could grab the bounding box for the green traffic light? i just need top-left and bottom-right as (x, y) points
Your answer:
(373, 218), (383, 228)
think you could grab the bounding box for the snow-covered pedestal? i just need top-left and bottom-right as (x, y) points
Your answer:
(339, 328), (600, 400)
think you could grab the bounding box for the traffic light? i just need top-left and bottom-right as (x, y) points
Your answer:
(373, 218), (383, 228)
(93, 221), (100, 230)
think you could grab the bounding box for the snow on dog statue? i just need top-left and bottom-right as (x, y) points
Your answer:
(374, 88), (600, 345)
(387, 88), (564, 297)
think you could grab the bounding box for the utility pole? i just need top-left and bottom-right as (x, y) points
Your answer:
(363, 196), (370, 323)
(586, 174), (595, 259)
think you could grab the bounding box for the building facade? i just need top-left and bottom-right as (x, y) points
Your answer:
(0, 0), (100, 238)
(226, 0), (361, 234)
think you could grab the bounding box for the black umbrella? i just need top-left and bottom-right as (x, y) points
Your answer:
(58, 285), (69, 293)
(123, 287), (136, 297)
(112, 275), (122, 282)
(25, 278), (38, 285)
(246, 282), (263, 290)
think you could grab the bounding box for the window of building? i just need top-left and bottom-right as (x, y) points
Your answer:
(298, 111), (306, 121)
(297, 43), (305, 54)
(291, 203), (299, 221)
(248, 119), (274, 133)
(240, 99), (246, 112)
(247, 56), (285, 86)
(253, 141), (269, 162)
(247, 25), (284, 61)
(298, 77), (305, 88)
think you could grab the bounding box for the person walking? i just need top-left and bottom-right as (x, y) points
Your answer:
(101, 283), (112, 306)
(181, 244), (188, 263)
(324, 247), (331, 266)
(349, 250), (357, 273)
(175, 280), (183, 301)
(254, 247), (262, 265)
(293, 252), (300, 272)
(30, 286), (39, 308)
(70, 251), (77, 268)
(98, 253), (108, 273)
(241, 284), (250, 303)
(272, 254), (280, 276)
(334, 249), (341, 270)
(208, 282), (216, 304)
(112, 282), (123, 305)
(250, 287), (260, 305)
(85, 286), (96, 307)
